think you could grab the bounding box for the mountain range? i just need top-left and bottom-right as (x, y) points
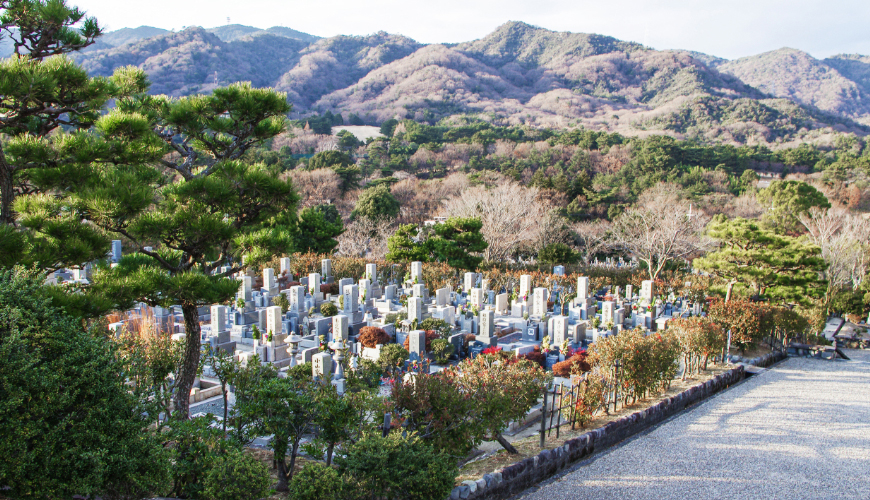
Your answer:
(8, 21), (870, 144)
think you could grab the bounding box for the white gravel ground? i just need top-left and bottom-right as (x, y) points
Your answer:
(518, 350), (870, 500)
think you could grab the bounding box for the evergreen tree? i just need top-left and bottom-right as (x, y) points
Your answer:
(387, 217), (487, 271)
(352, 183), (400, 221)
(693, 216), (826, 304)
(294, 206), (344, 254)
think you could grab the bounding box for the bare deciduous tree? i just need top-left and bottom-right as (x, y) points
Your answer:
(337, 216), (394, 259)
(285, 168), (342, 208)
(611, 184), (708, 280)
(442, 182), (552, 262)
(799, 207), (870, 290)
(572, 219), (612, 265)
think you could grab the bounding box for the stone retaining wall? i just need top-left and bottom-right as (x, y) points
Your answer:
(450, 366), (746, 500)
(745, 351), (787, 368)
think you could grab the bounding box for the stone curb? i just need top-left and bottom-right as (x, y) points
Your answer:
(449, 363), (751, 500)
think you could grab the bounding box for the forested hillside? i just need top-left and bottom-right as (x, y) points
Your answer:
(23, 20), (868, 145)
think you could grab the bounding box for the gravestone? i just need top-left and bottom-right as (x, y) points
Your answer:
(448, 333), (465, 357)
(238, 276), (253, 302)
(309, 273), (322, 299)
(412, 283), (427, 299)
(520, 275), (532, 299)
(641, 280), (655, 302)
(365, 263), (377, 282)
(210, 305), (227, 333)
(360, 279), (372, 304)
(287, 286), (305, 313)
(552, 315), (569, 346)
(385, 284), (397, 301)
(464, 272), (477, 292)
(258, 309), (268, 331)
(496, 293), (508, 314)
(410, 261), (423, 283)
(332, 315), (349, 343)
(339, 277), (354, 293)
(343, 284), (359, 313)
(312, 352), (333, 380)
(481, 278), (490, 293)
(569, 323), (586, 344)
(470, 288), (485, 309)
(577, 276), (589, 300)
(301, 347), (319, 364)
(263, 268), (277, 294)
(408, 330), (426, 361)
(280, 257), (291, 278)
(553, 265), (565, 276)
(601, 301), (614, 323)
(478, 309), (496, 346)
(435, 287), (449, 307)
(435, 305), (455, 327)
(322, 259), (332, 278)
(533, 287), (549, 317)
(408, 297), (423, 323)
(626, 284), (633, 300)
(266, 306), (283, 336)
(111, 240), (122, 263)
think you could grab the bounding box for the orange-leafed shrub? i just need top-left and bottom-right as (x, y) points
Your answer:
(358, 327), (390, 348)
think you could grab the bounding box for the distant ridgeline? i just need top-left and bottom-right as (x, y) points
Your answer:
(33, 21), (869, 146)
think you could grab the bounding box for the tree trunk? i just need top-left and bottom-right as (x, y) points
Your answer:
(725, 281), (735, 302)
(494, 433), (518, 454)
(326, 442), (335, 466)
(287, 439), (300, 481)
(221, 382), (228, 433)
(275, 457), (289, 492)
(0, 160), (15, 226)
(174, 303), (202, 420)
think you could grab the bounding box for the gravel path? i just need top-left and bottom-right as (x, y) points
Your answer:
(518, 350), (870, 500)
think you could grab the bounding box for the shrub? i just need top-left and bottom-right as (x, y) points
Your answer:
(0, 268), (169, 500)
(359, 326), (391, 348)
(538, 242), (577, 264)
(669, 316), (725, 376)
(202, 450), (271, 500)
(519, 346), (547, 368)
(336, 432), (457, 500)
(588, 327), (680, 401)
(552, 351), (591, 377)
(287, 462), (343, 500)
(321, 282), (339, 295)
(321, 302), (338, 317)
(272, 293), (290, 313)
(481, 346), (502, 356)
(463, 333), (476, 347)
(420, 317), (452, 339)
(378, 344), (409, 373)
(430, 339), (454, 364)
(402, 330), (440, 352)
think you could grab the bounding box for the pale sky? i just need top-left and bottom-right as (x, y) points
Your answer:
(73, 0), (870, 60)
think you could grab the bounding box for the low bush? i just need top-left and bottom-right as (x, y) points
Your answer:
(420, 317), (452, 339)
(359, 326), (391, 348)
(430, 339), (454, 364)
(336, 432), (457, 500)
(519, 345), (546, 368)
(202, 450), (271, 500)
(322, 282), (340, 295)
(320, 302), (339, 317)
(552, 350), (591, 377)
(378, 344), (409, 373)
(287, 462), (343, 500)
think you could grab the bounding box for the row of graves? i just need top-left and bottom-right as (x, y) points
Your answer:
(198, 258), (706, 394)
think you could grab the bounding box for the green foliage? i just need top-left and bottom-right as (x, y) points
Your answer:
(352, 183), (400, 221)
(387, 217), (487, 271)
(538, 242), (578, 265)
(378, 343), (409, 373)
(380, 118), (399, 137)
(165, 416), (246, 499)
(337, 129), (362, 150)
(336, 432), (458, 500)
(393, 356), (551, 455)
(430, 338), (454, 364)
(756, 180), (830, 234)
(287, 463), (343, 500)
(272, 292), (290, 313)
(589, 327), (681, 399)
(320, 301), (338, 317)
(201, 451), (272, 500)
(420, 317), (451, 339)
(309, 150), (354, 170)
(0, 267), (169, 500)
(694, 216), (827, 304)
(294, 206), (344, 254)
(237, 376), (318, 491)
